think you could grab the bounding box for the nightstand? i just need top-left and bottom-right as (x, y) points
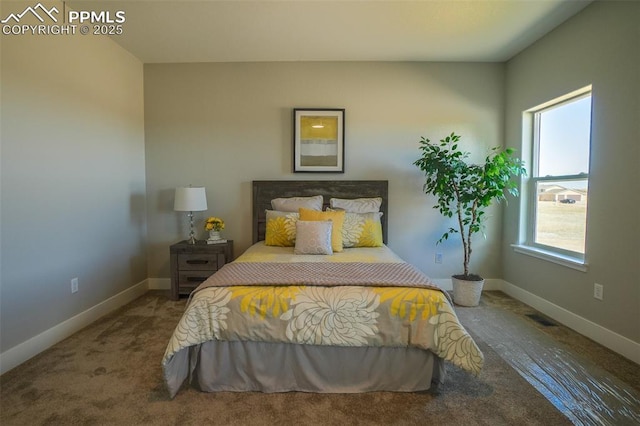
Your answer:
(169, 240), (234, 300)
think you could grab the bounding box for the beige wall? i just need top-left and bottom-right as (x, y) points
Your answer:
(503, 1), (639, 342)
(0, 33), (146, 352)
(144, 62), (505, 280)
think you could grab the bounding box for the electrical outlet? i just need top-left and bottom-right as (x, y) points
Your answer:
(71, 277), (79, 294)
(435, 253), (443, 264)
(594, 283), (603, 300)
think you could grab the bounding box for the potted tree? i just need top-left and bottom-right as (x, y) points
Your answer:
(414, 133), (526, 306)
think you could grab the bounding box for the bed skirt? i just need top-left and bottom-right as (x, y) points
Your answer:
(165, 340), (445, 396)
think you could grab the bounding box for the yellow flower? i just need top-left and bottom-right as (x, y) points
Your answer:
(204, 216), (225, 231)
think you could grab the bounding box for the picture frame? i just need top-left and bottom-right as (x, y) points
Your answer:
(293, 108), (345, 173)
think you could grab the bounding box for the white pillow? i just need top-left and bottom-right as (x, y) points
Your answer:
(271, 195), (323, 212)
(329, 197), (382, 213)
(294, 221), (333, 255)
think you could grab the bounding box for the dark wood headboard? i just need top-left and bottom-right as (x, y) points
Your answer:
(252, 180), (388, 244)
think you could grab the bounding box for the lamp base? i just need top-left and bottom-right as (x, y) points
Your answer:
(186, 210), (198, 244)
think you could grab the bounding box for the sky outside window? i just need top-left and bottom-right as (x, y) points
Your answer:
(538, 95), (592, 177)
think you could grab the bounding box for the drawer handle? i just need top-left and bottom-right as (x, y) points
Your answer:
(186, 276), (208, 282)
(186, 260), (209, 265)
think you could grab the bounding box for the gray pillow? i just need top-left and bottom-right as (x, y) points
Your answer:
(329, 197), (382, 213)
(294, 220), (333, 255)
(271, 195), (323, 212)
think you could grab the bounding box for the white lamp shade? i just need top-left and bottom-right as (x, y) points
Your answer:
(174, 187), (208, 211)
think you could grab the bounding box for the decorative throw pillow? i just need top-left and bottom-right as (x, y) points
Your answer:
(329, 210), (384, 248)
(329, 197), (382, 213)
(298, 207), (345, 252)
(265, 210), (299, 246)
(346, 212), (384, 247)
(271, 195), (323, 212)
(294, 221), (333, 255)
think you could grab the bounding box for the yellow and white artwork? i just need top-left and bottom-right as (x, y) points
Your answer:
(294, 109), (344, 172)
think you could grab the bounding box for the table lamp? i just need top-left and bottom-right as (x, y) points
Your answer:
(174, 186), (208, 244)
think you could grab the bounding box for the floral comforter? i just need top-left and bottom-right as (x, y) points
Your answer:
(162, 243), (484, 393)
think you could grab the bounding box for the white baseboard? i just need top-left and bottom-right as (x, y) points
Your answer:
(0, 280), (149, 375)
(499, 279), (640, 365)
(147, 278), (170, 290)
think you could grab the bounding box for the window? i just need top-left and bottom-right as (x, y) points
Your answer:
(520, 88), (592, 265)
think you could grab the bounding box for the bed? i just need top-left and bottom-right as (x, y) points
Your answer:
(162, 180), (483, 398)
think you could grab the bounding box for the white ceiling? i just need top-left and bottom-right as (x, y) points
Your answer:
(72, 0), (593, 63)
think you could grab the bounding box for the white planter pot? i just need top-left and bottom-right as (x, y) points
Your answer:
(452, 276), (485, 307)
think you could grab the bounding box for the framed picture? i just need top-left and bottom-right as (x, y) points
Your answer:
(293, 108), (345, 173)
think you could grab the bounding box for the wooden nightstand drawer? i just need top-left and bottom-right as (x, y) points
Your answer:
(170, 240), (234, 300)
(177, 271), (214, 293)
(178, 253), (220, 271)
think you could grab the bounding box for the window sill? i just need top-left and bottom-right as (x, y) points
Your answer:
(511, 244), (588, 272)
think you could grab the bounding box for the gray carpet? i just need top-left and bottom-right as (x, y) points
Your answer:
(0, 291), (570, 425)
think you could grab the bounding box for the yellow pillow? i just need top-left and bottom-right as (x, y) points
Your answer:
(330, 210), (383, 248)
(298, 207), (345, 252)
(265, 210), (298, 246)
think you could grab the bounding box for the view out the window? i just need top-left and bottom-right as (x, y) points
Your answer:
(530, 91), (591, 259)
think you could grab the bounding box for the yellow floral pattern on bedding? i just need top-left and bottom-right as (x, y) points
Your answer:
(374, 287), (446, 321)
(163, 284), (484, 377)
(233, 285), (302, 319)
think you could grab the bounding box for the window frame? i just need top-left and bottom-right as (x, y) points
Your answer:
(516, 87), (592, 269)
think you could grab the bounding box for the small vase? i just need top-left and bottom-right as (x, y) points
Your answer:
(208, 230), (221, 241)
